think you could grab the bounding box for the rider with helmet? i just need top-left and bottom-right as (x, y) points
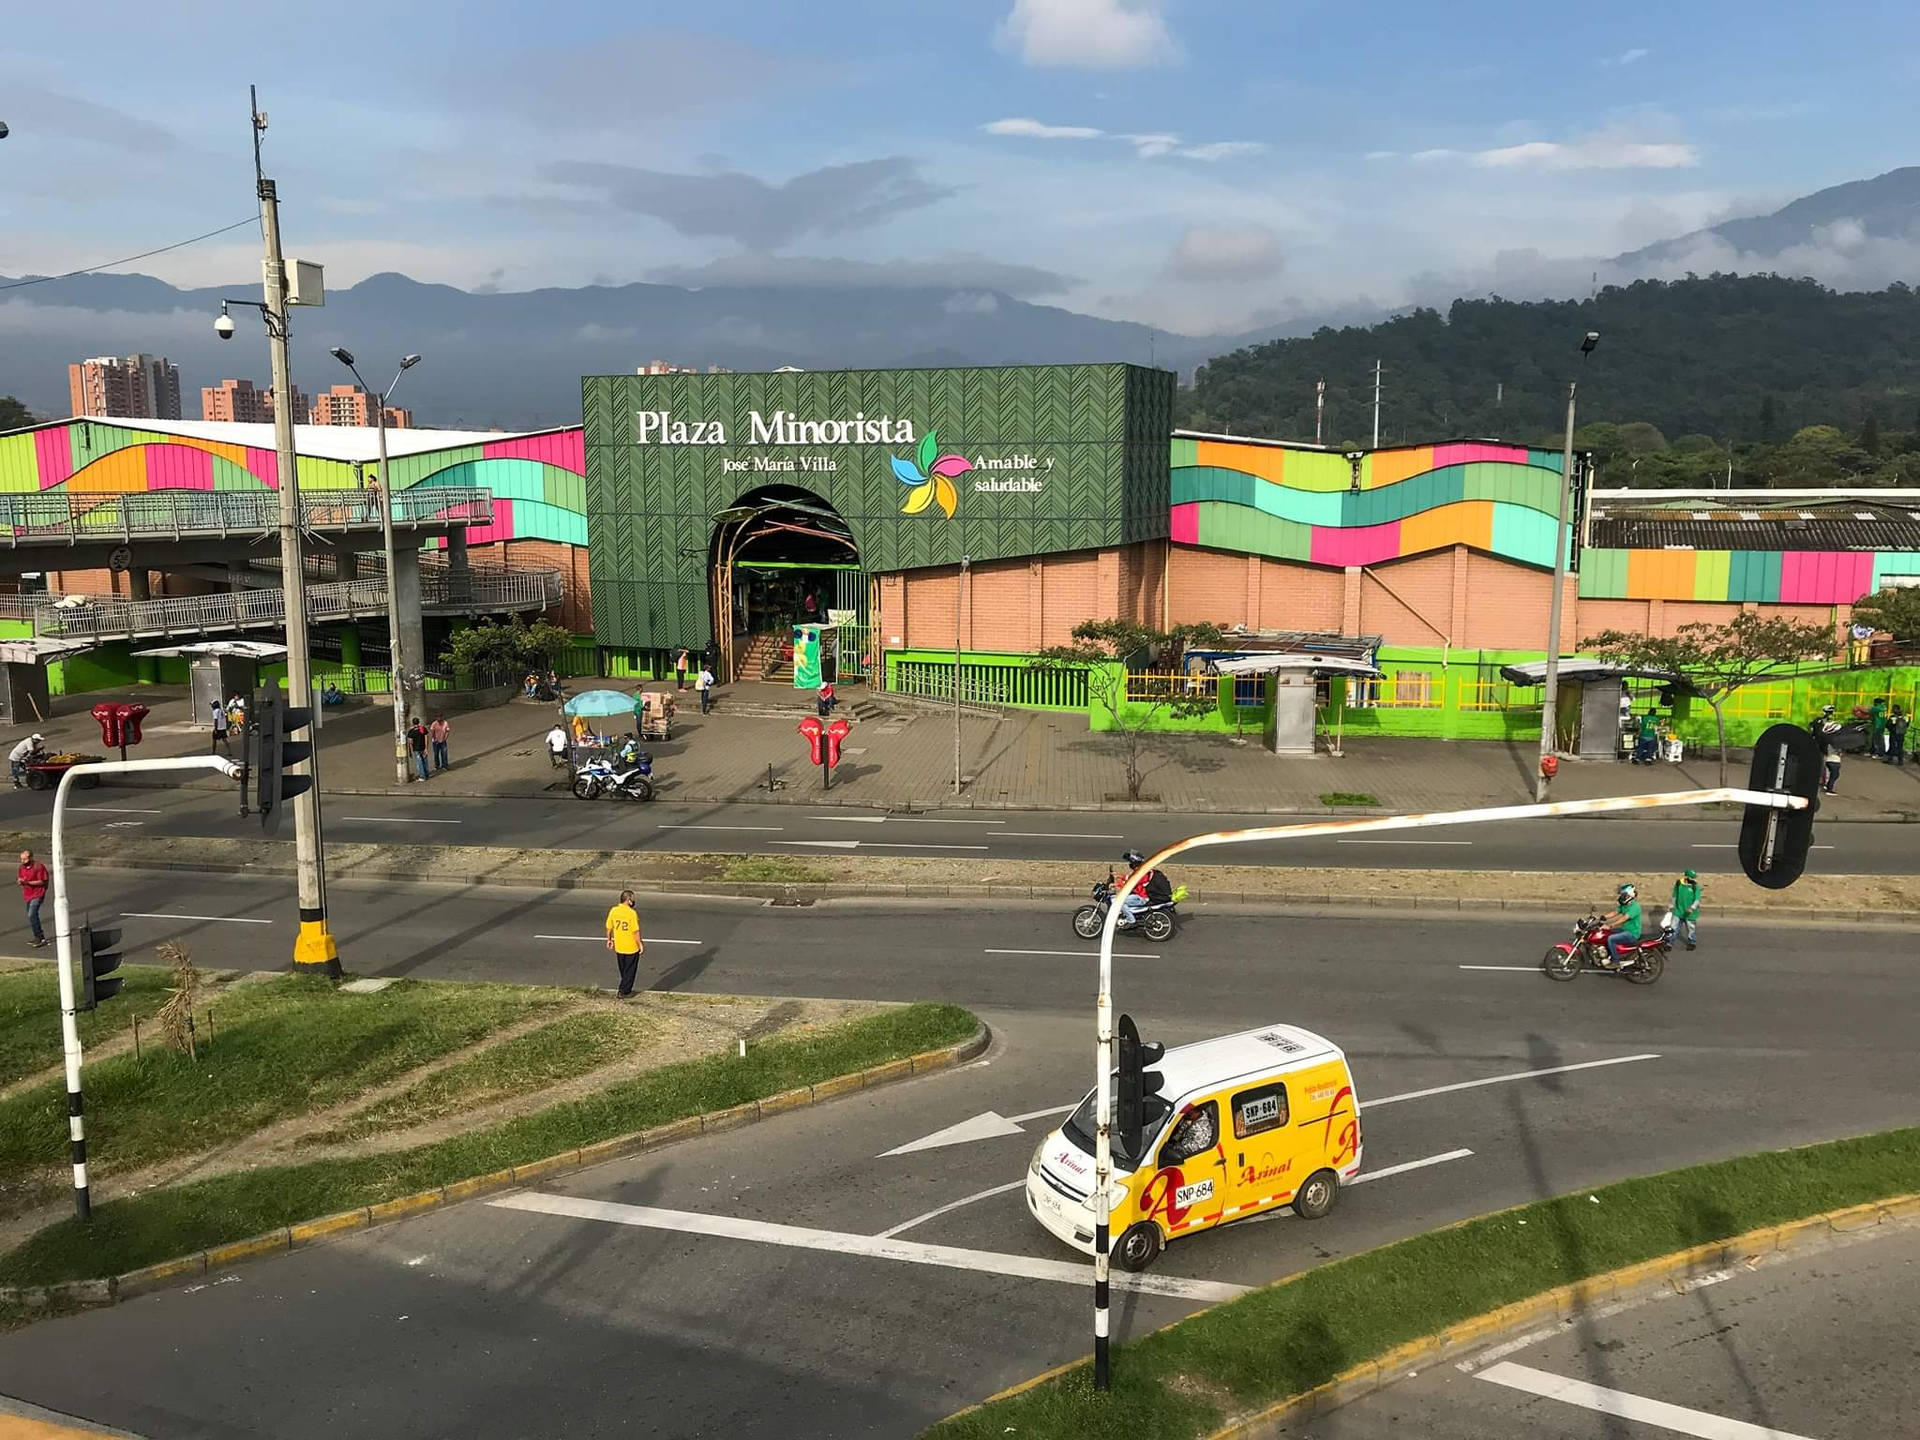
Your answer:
(1117, 850), (1174, 929)
(1597, 882), (1643, 966)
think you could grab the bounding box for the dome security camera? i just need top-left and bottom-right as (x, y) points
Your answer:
(215, 310), (236, 340)
(0, 122), (11, 140)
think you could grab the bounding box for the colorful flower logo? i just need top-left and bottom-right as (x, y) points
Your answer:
(893, 429), (970, 518)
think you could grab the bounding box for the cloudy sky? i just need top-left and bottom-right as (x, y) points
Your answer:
(3, 0), (1917, 334)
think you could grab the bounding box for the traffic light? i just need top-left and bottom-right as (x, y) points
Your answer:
(255, 696), (314, 832)
(1116, 1013), (1166, 1157)
(77, 921), (123, 1009)
(1740, 722), (1823, 889)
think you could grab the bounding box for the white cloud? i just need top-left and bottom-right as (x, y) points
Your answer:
(1177, 141), (1267, 162)
(1598, 47), (1650, 67)
(1402, 130), (1699, 171)
(1121, 132), (1181, 159)
(995, 0), (1177, 69)
(980, 118), (1105, 140)
(1166, 225), (1283, 283)
(646, 252), (1076, 298)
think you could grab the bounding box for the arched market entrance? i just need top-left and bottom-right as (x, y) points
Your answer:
(709, 485), (860, 681)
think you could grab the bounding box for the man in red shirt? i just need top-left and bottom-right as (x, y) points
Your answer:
(17, 848), (50, 948)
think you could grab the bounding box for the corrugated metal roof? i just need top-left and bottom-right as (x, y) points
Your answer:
(1589, 508), (1920, 551)
(13, 417), (555, 463)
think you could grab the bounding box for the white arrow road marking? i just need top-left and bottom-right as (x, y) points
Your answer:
(1010, 1105), (1072, 1124)
(657, 824), (784, 832)
(877, 1180), (1027, 1238)
(488, 1192), (1247, 1303)
(122, 912), (272, 924)
(339, 816), (463, 824)
(1475, 1361), (1819, 1440)
(102, 821), (146, 829)
(1367, 1054), (1660, 1107)
(773, 839), (860, 849)
(1347, 1147), (1474, 1184)
(879, 1111), (1027, 1157)
(72, 805), (163, 814)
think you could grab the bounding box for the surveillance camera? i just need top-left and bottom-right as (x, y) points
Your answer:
(215, 313), (236, 340)
(0, 122), (10, 140)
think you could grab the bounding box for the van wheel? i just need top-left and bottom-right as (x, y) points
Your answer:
(1114, 1222), (1163, 1272)
(1292, 1169), (1338, 1220)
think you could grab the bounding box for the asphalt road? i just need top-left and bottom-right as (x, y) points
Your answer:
(1283, 1221), (1920, 1438)
(0, 873), (1914, 1437)
(2, 785), (1914, 875)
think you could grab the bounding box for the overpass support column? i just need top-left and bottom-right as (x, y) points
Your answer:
(392, 548), (428, 729)
(127, 572), (159, 682)
(127, 570), (151, 602)
(447, 529), (473, 603)
(338, 553), (359, 581)
(339, 625), (362, 669)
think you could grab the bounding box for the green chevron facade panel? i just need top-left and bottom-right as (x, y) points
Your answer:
(583, 364), (1173, 649)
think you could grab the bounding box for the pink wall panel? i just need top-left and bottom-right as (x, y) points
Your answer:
(34, 426), (74, 488)
(1309, 519), (1400, 567)
(1431, 441), (1530, 468)
(1170, 502), (1199, 545)
(143, 444), (214, 490)
(482, 429), (585, 474)
(244, 447), (279, 488)
(1778, 551), (1872, 604)
(461, 499), (515, 546)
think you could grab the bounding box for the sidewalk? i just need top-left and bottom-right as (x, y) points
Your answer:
(11, 680), (1920, 819)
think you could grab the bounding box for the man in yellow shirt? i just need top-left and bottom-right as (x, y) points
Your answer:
(604, 888), (645, 997)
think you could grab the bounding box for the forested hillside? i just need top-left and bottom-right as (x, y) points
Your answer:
(1183, 274), (1920, 487)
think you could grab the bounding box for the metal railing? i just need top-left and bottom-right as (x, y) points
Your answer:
(0, 486), (493, 546)
(893, 659), (1089, 710)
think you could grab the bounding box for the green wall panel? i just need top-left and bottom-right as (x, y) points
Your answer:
(1578, 548), (1627, 598)
(584, 364), (1171, 649)
(0, 433), (36, 492)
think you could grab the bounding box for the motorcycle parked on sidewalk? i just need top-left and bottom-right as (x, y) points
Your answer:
(1072, 872), (1187, 943)
(571, 752), (656, 802)
(1541, 912), (1672, 984)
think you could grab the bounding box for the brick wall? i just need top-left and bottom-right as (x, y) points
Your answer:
(471, 539), (593, 634)
(1359, 551), (1456, 645)
(878, 543), (1161, 654)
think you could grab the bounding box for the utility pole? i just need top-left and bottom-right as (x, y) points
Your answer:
(1371, 360), (1382, 449)
(1537, 331), (1600, 802)
(1315, 378), (1325, 444)
(252, 87), (339, 976)
(953, 554), (969, 795)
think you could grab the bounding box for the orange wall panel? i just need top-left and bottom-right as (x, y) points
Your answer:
(1399, 500), (1491, 556)
(1365, 446), (1434, 488)
(67, 447), (149, 491)
(1194, 439), (1285, 485)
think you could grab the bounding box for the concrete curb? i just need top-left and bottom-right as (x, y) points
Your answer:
(1202, 1191), (1920, 1439)
(0, 1022), (989, 1313)
(39, 847), (1920, 924)
(940, 1191), (1920, 1435)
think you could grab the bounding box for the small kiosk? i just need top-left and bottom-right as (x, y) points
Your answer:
(1499, 658), (1683, 760)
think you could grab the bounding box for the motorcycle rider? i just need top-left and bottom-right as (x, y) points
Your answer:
(1595, 882), (1643, 967)
(1117, 850), (1174, 929)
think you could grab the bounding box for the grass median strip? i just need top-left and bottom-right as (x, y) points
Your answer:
(0, 1000), (977, 1287)
(925, 1125), (1920, 1440)
(0, 964), (176, 1092)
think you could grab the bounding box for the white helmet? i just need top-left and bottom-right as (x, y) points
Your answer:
(30, 733), (43, 744)
(1617, 882), (1637, 903)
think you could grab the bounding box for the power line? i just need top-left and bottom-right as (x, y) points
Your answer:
(0, 216), (259, 292)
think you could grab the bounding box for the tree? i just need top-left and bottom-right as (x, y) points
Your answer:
(1589, 613), (1838, 784)
(1851, 585), (1920, 642)
(1758, 394), (1778, 444)
(1860, 411), (1881, 456)
(440, 617), (574, 686)
(0, 396), (33, 432)
(1032, 618), (1224, 801)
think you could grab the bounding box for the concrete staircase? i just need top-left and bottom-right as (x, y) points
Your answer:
(732, 632), (787, 683)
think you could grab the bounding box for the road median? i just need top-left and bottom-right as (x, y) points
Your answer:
(925, 1127), (1920, 1440)
(19, 828), (1920, 920)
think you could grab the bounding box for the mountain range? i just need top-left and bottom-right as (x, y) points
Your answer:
(3, 167), (1916, 431)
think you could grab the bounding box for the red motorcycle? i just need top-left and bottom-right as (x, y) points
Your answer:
(1542, 912), (1670, 984)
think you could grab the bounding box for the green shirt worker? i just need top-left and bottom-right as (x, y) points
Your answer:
(1599, 882), (1644, 966)
(1671, 869), (1702, 950)
(605, 889), (646, 998)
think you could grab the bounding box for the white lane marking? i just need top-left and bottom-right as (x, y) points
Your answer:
(881, 1111), (1027, 1157)
(103, 821), (146, 829)
(72, 805), (164, 814)
(999, 832), (1125, 840)
(1458, 1271), (1732, 1374)
(1458, 965), (1545, 972)
(1336, 838), (1472, 846)
(1694, 841), (1832, 849)
(121, 912), (273, 925)
(1010, 1105), (1072, 1125)
(1367, 1054), (1660, 1108)
(877, 1180), (1027, 1238)
(338, 815), (464, 824)
(532, 934), (703, 945)
(1475, 1360), (1818, 1440)
(657, 824), (785, 832)
(813, 815), (1005, 825)
(983, 948), (1159, 959)
(775, 839), (991, 851)
(489, 1191), (1247, 1303)
(1347, 1148), (1473, 1184)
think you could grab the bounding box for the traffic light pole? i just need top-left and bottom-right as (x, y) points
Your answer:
(253, 90), (338, 977)
(1088, 781), (1814, 1390)
(49, 755), (244, 1221)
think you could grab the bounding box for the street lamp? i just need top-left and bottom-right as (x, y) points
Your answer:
(1536, 330), (1599, 802)
(330, 346), (422, 785)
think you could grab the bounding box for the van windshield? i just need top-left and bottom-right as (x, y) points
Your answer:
(1060, 1084), (1172, 1172)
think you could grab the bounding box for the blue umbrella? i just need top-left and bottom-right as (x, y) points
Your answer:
(562, 689), (639, 718)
